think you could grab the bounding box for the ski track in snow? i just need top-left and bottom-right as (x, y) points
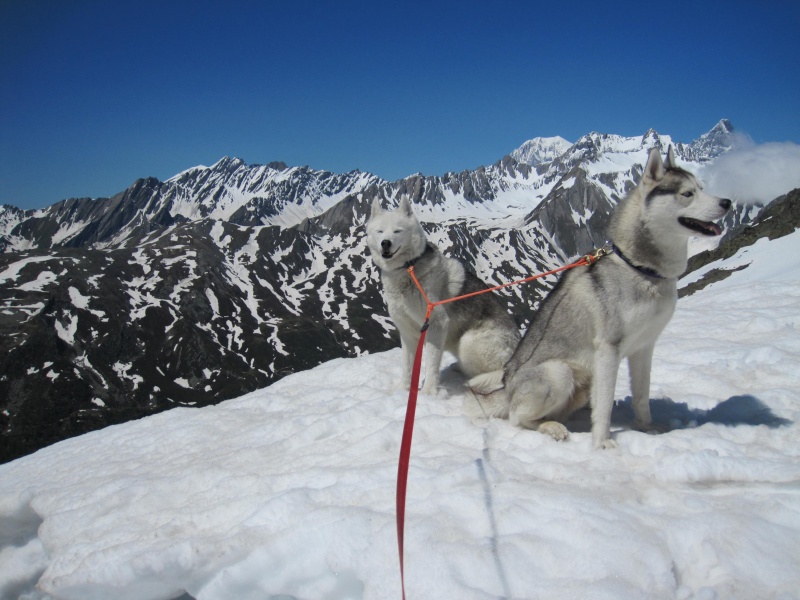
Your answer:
(1, 233), (800, 600)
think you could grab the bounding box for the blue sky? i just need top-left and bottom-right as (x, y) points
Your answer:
(2, 0), (799, 210)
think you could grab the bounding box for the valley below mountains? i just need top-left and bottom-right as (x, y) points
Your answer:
(2, 119), (792, 463)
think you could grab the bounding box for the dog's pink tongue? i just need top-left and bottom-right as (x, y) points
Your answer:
(710, 222), (723, 235)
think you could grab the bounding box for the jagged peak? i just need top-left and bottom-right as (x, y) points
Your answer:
(712, 119), (734, 134)
(0, 203), (26, 216)
(695, 119), (736, 141)
(685, 119), (737, 161)
(642, 128), (660, 142)
(511, 135), (572, 167)
(209, 156), (246, 171)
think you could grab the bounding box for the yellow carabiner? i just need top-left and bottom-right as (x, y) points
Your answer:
(585, 242), (612, 265)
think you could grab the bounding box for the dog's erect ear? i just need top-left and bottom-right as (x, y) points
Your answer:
(370, 197), (383, 217)
(398, 196), (414, 217)
(665, 145), (678, 169)
(643, 147), (666, 183)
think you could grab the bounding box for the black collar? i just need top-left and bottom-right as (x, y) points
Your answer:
(611, 243), (666, 279)
(403, 243), (435, 270)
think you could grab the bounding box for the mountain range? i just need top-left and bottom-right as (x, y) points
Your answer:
(0, 119), (789, 463)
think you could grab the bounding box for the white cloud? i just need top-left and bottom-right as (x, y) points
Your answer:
(698, 139), (800, 204)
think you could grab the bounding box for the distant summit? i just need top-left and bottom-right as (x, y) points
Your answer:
(510, 136), (572, 166)
(683, 119), (738, 161)
(511, 120), (737, 170)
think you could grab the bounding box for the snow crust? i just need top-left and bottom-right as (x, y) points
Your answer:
(1, 234), (799, 600)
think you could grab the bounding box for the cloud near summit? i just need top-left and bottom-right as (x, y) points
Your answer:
(698, 138), (800, 204)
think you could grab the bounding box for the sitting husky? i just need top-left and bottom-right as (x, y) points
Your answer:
(469, 147), (731, 448)
(366, 197), (520, 395)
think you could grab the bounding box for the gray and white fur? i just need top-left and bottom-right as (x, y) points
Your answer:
(366, 197), (520, 395)
(469, 147), (731, 448)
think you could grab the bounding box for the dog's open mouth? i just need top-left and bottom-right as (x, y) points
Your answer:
(381, 249), (398, 259)
(678, 217), (723, 236)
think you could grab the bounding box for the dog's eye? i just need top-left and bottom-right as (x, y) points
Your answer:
(682, 191), (694, 198)
(393, 229), (403, 234)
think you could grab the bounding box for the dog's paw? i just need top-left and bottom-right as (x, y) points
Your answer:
(421, 383), (439, 396)
(538, 421), (569, 442)
(634, 420), (670, 434)
(594, 438), (618, 450)
(420, 388), (448, 399)
(632, 419), (657, 433)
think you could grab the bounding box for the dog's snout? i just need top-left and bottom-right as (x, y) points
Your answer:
(719, 198), (732, 211)
(381, 239), (392, 250)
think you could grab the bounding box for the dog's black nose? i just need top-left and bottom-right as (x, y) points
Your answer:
(381, 240), (391, 250)
(720, 198), (732, 211)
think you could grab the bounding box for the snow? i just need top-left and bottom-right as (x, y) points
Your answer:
(208, 220), (230, 249)
(54, 313), (78, 346)
(164, 162), (379, 227)
(0, 257), (55, 284)
(112, 362), (143, 391)
(18, 271), (59, 293)
(49, 221), (87, 246)
(682, 229), (800, 291)
(559, 176), (576, 190)
(510, 136), (573, 167)
(67, 286), (106, 319)
(2, 239), (800, 600)
(204, 288), (220, 316)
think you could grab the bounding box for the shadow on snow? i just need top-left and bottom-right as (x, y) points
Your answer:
(564, 394), (793, 433)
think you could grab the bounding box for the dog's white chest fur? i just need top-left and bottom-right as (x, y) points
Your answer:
(615, 281), (677, 358)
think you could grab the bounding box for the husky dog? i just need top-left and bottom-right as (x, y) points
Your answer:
(469, 147), (731, 448)
(366, 197), (520, 395)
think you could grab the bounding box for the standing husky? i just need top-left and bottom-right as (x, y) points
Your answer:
(469, 147), (731, 448)
(366, 197), (520, 395)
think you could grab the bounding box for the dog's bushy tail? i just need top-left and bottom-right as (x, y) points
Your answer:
(468, 370), (504, 394)
(466, 370), (509, 419)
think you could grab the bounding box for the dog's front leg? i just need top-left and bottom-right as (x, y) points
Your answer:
(399, 338), (416, 390)
(591, 343), (621, 449)
(628, 345), (654, 431)
(421, 311), (448, 395)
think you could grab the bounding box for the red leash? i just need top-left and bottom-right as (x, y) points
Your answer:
(394, 250), (606, 598)
(396, 313), (429, 600)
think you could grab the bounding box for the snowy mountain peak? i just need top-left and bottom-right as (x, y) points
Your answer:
(713, 118), (734, 135)
(212, 156), (245, 170)
(167, 157), (287, 185)
(160, 158), (383, 226)
(0, 204), (26, 250)
(510, 136), (572, 166)
(683, 118), (737, 161)
(642, 128), (662, 146)
(509, 121), (736, 177)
